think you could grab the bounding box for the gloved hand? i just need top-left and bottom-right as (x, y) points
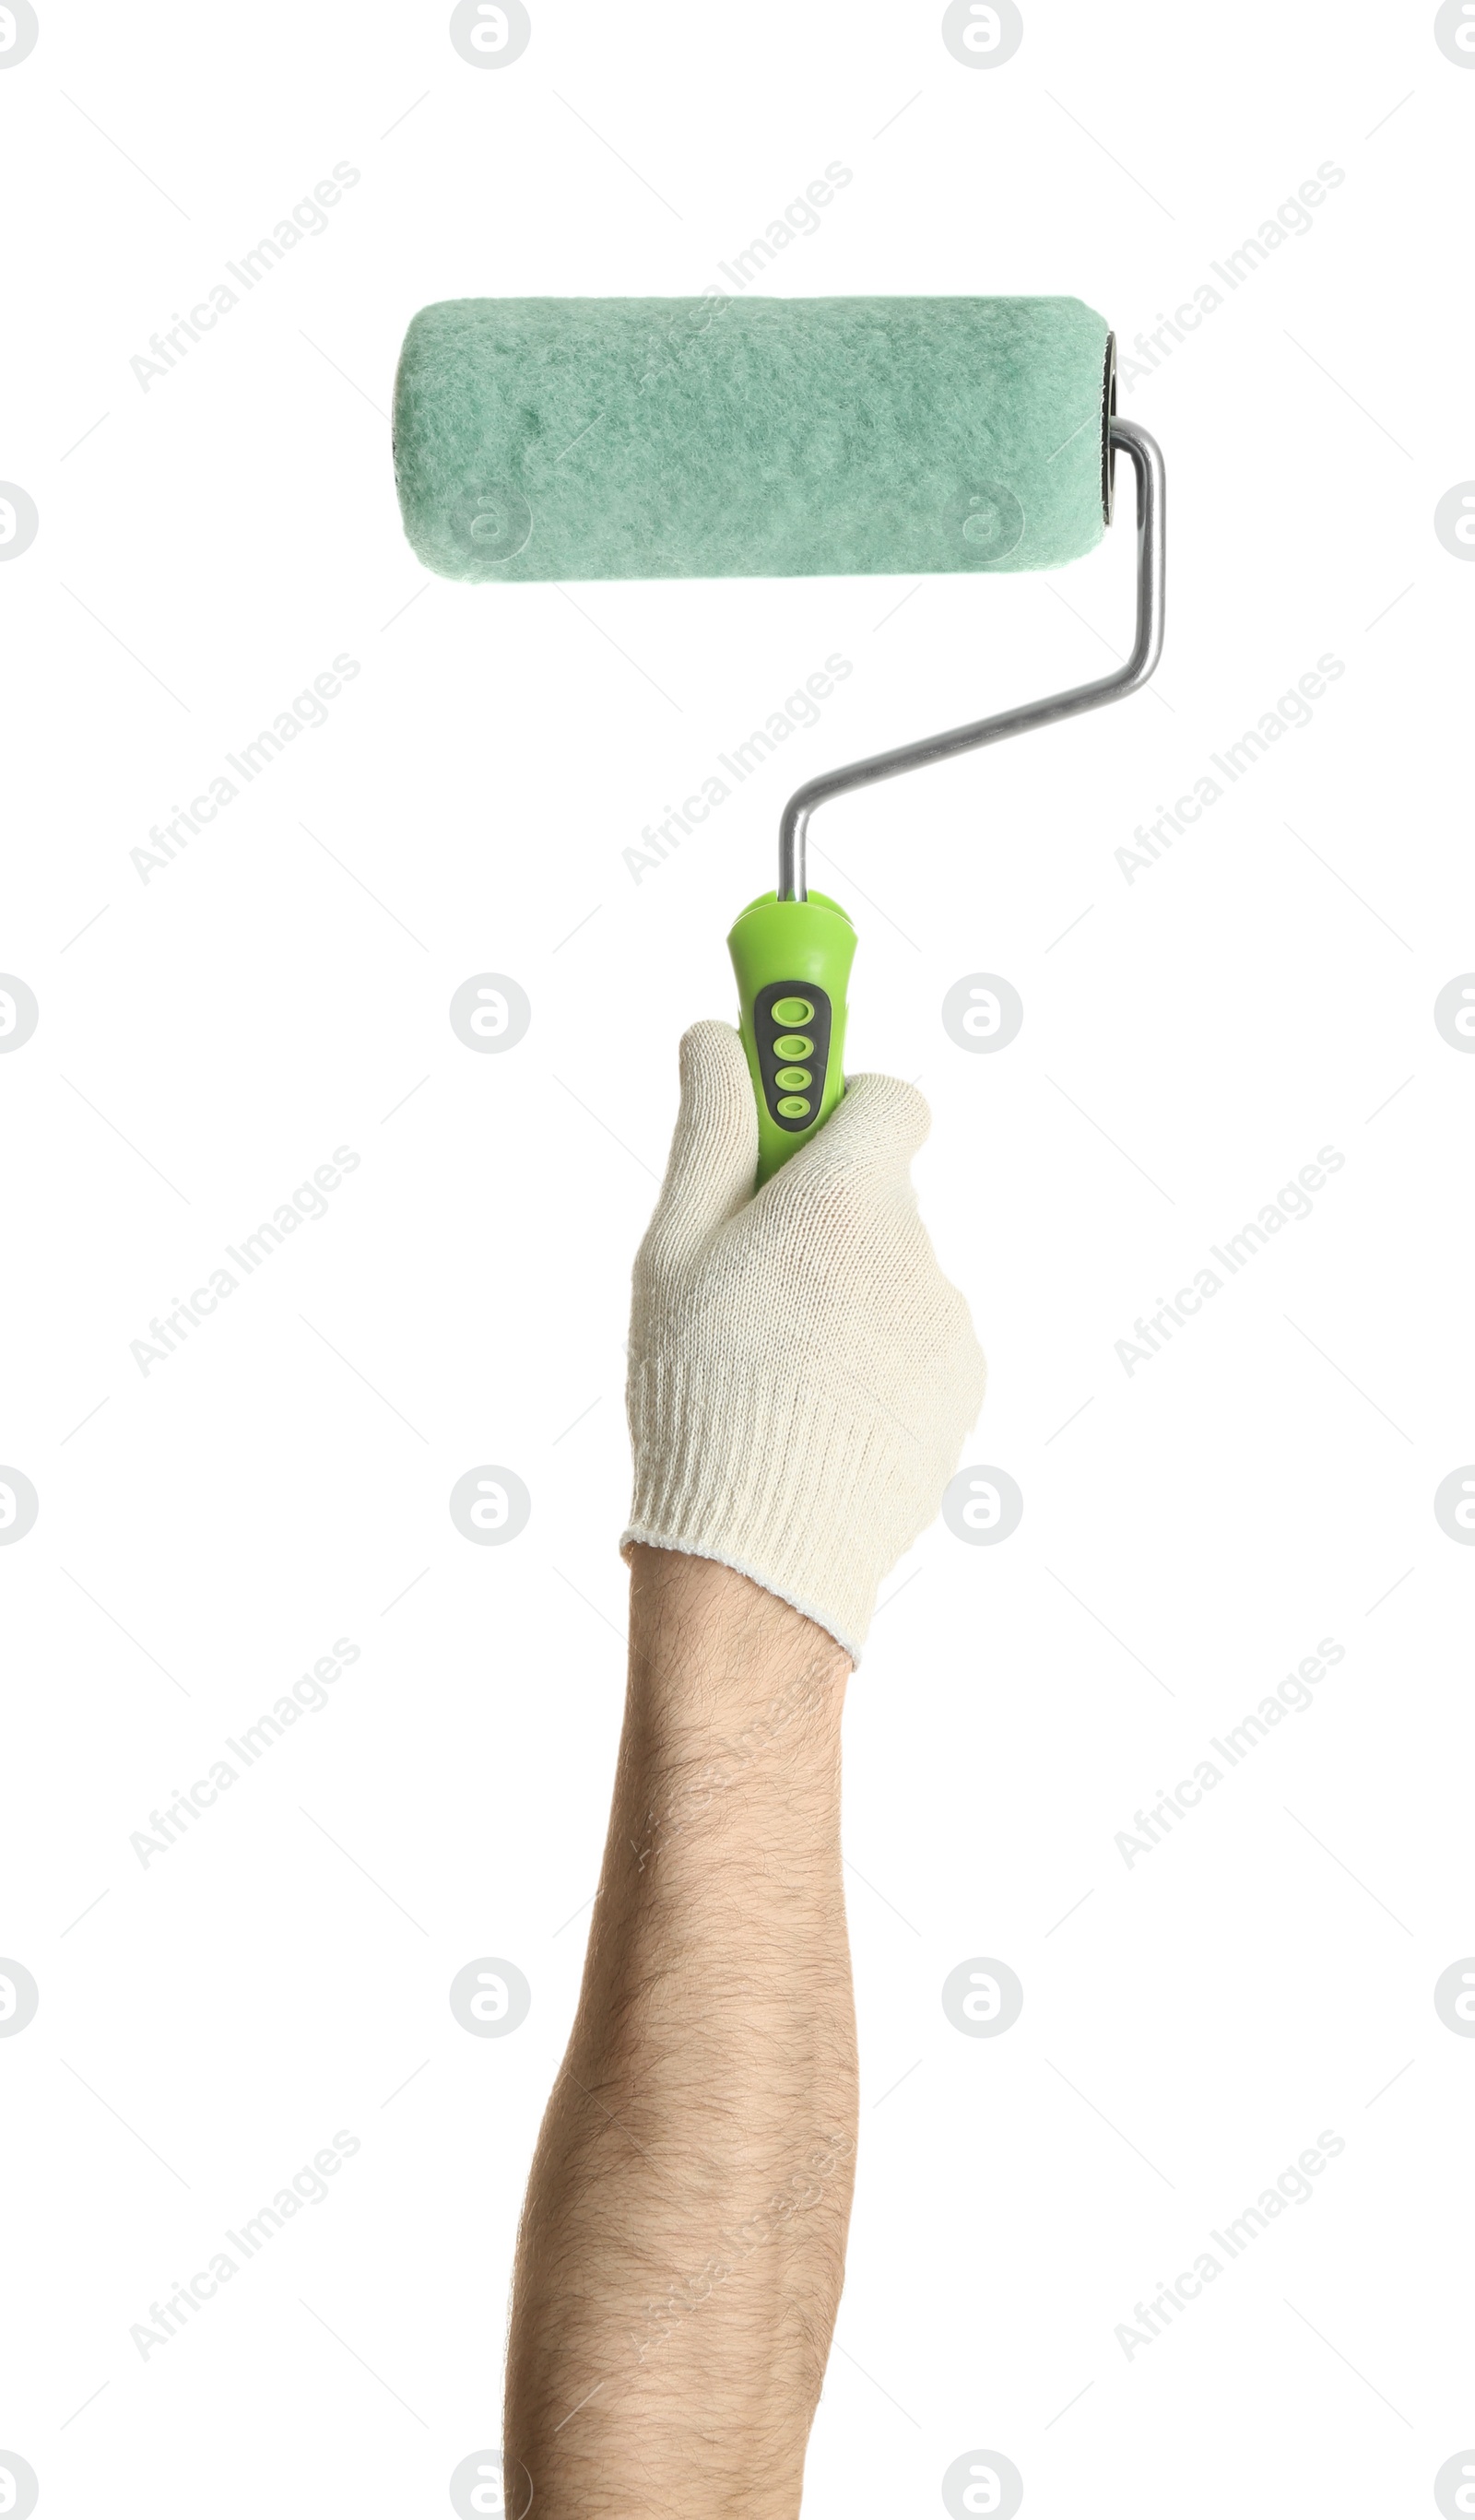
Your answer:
(622, 1021), (987, 1662)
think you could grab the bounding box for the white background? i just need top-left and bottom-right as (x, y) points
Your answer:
(3, 3), (1474, 2514)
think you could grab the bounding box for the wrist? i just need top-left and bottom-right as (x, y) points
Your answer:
(626, 1545), (849, 1730)
(618, 1547), (847, 1891)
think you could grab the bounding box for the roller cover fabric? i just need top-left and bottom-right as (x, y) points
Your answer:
(393, 295), (1111, 583)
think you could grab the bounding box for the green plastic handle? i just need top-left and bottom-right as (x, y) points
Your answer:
(727, 889), (858, 1184)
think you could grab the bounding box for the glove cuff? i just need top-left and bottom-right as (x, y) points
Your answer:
(621, 1352), (924, 1663)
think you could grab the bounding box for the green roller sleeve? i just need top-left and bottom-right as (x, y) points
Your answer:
(394, 296), (1112, 583)
(728, 890), (857, 1184)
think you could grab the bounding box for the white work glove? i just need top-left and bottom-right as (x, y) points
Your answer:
(622, 1020), (987, 1662)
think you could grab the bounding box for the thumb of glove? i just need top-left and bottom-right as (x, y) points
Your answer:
(642, 1021), (759, 1272)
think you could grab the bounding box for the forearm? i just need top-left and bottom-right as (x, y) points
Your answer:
(504, 1545), (857, 2518)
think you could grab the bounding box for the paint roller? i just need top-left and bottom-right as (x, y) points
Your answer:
(392, 294), (1164, 1180)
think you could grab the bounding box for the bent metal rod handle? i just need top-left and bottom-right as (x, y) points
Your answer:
(776, 416), (1166, 903)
